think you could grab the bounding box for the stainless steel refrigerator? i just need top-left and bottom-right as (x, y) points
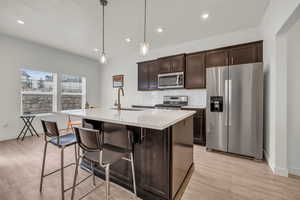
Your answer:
(206, 63), (263, 159)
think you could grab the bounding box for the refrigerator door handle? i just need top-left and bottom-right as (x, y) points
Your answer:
(228, 80), (232, 126)
(225, 80), (228, 126)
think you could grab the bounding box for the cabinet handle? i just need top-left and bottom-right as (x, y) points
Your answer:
(140, 128), (146, 142)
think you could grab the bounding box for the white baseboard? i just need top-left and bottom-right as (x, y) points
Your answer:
(0, 134), (18, 142)
(264, 149), (275, 173)
(289, 167), (300, 176)
(274, 167), (289, 177)
(264, 149), (289, 177)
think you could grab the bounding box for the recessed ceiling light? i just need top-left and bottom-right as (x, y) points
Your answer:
(202, 13), (209, 20)
(125, 38), (131, 43)
(17, 20), (25, 25)
(156, 27), (164, 33)
(93, 48), (99, 52)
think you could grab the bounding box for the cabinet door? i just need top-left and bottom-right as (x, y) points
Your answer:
(171, 55), (185, 72)
(229, 43), (258, 65)
(159, 58), (172, 74)
(182, 109), (206, 146)
(198, 111), (206, 146)
(257, 42), (263, 62)
(185, 53), (205, 89)
(138, 62), (149, 91)
(139, 129), (170, 199)
(193, 117), (201, 144)
(148, 61), (159, 90)
(205, 50), (229, 68)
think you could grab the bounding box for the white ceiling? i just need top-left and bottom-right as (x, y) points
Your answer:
(0, 0), (269, 60)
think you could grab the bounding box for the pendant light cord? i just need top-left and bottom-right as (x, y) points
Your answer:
(144, 0), (147, 43)
(102, 2), (105, 54)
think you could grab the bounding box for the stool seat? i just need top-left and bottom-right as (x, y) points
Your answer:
(50, 133), (77, 147)
(84, 143), (130, 164)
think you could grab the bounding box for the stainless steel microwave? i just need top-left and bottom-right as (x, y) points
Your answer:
(158, 72), (184, 89)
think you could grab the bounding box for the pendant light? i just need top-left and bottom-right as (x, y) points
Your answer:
(99, 0), (108, 64)
(140, 0), (149, 56)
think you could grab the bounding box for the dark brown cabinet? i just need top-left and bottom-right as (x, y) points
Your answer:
(137, 41), (263, 91)
(185, 52), (206, 89)
(138, 129), (170, 199)
(81, 119), (194, 200)
(228, 42), (262, 65)
(138, 60), (159, 91)
(205, 41), (263, 68)
(159, 59), (172, 74)
(171, 54), (185, 72)
(148, 61), (160, 90)
(257, 42), (263, 62)
(205, 49), (229, 68)
(182, 108), (206, 145)
(138, 62), (149, 91)
(158, 54), (185, 74)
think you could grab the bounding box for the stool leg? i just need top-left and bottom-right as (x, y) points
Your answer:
(105, 164), (110, 200)
(91, 162), (96, 187)
(130, 153), (137, 196)
(40, 141), (48, 192)
(61, 147), (65, 200)
(71, 156), (80, 200)
(74, 144), (78, 164)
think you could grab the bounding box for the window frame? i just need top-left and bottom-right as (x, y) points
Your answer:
(60, 74), (87, 110)
(20, 69), (87, 115)
(20, 68), (58, 115)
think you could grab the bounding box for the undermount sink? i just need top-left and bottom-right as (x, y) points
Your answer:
(110, 107), (144, 111)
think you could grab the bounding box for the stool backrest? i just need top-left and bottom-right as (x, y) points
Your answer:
(41, 120), (59, 138)
(73, 127), (102, 152)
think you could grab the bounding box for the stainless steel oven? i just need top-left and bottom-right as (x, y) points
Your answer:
(158, 72), (184, 89)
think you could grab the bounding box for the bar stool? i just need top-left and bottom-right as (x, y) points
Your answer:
(67, 115), (82, 132)
(71, 126), (137, 200)
(40, 120), (77, 200)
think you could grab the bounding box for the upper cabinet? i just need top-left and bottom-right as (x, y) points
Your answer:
(185, 52), (206, 89)
(137, 41), (263, 91)
(205, 49), (229, 68)
(159, 58), (172, 74)
(257, 42), (263, 62)
(148, 60), (160, 90)
(228, 42), (263, 65)
(138, 62), (149, 91)
(138, 60), (159, 91)
(158, 54), (185, 74)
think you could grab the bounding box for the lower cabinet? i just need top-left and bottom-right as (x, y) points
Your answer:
(81, 119), (171, 200)
(182, 108), (206, 146)
(135, 128), (171, 199)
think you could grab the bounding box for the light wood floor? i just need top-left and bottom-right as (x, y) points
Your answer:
(0, 136), (300, 200)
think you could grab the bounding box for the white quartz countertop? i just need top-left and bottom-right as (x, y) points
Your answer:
(60, 108), (196, 130)
(132, 104), (206, 109)
(182, 105), (206, 109)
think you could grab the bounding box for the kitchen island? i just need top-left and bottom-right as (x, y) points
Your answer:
(61, 108), (195, 200)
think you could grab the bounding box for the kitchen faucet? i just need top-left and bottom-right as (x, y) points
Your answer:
(117, 87), (124, 111)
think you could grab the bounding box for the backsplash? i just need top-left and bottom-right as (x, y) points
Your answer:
(138, 89), (207, 107)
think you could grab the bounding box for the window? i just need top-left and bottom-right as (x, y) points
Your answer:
(21, 69), (57, 114)
(60, 74), (86, 110)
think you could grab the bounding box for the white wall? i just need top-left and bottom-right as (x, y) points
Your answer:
(287, 18), (300, 176)
(0, 33), (101, 141)
(99, 28), (261, 108)
(260, 0), (300, 176)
